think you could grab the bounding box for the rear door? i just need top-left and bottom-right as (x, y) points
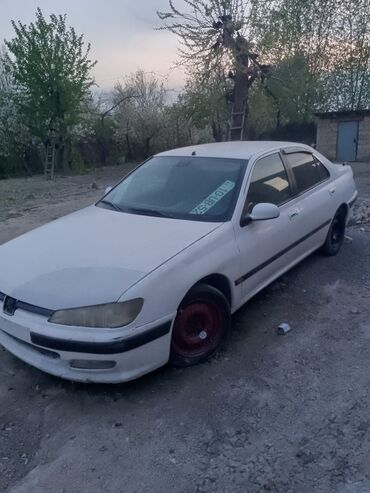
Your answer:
(280, 149), (334, 257)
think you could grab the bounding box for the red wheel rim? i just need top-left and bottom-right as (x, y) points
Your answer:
(171, 299), (224, 359)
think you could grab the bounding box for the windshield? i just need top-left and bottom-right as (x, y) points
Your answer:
(98, 155), (247, 222)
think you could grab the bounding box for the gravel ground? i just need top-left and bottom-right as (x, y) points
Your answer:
(0, 163), (370, 493)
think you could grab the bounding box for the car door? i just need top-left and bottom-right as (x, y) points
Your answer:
(234, 151), (305, 299)
(280, 150), (333, 255)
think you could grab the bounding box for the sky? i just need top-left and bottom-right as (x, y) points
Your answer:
(0, 0), (186, 91)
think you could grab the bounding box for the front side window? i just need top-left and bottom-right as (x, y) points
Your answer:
(98, 156), (247, 222)
(246, 153), (291, 212)
(285, 152), (329, 194)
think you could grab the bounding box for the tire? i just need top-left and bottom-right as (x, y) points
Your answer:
(169, 284), (231, 368)
(320, 208), (346, 256)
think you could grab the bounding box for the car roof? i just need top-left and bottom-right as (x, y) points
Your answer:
(156, 141), (313, 161)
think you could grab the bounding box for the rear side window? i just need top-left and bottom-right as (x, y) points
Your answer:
(246, 153), (292, 211)
(285, 152), (329, 194)
(316, 157), (330, 181)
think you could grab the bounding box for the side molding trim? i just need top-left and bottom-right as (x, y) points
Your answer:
(235, 220), (331, 286)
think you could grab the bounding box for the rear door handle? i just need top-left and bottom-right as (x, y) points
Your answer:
(329, 186), (336, 196)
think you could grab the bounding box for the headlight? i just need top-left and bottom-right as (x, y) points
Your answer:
(48, 298), (143, 328)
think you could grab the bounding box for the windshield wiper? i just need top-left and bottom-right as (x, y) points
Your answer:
(126, 207), (173, 218)
(100, 201), (173, 218)
(99, 199), (124, 212)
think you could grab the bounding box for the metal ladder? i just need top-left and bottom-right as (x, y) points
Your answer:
(44, 144), (55, 180)
(228, 105), (246, 141)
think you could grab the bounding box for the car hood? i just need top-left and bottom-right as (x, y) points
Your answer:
(0, 206), (221, 310)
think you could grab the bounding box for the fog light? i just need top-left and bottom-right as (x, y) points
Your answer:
(69, 359), (116, 370)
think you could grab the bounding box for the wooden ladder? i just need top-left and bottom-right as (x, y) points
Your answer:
(228, 105), (246, 141)
(44, 144), (55, 180)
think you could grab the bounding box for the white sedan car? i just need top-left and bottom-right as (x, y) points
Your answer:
(0, 141), (357, 383)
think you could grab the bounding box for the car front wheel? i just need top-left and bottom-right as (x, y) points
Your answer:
(169, 284), (231, 367)
(321, 207), (346, 256)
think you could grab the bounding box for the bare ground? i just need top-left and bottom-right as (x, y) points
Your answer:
(0, 163), (370, 493)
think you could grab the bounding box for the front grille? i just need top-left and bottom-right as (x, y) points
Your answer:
(0, 291), (53, 317)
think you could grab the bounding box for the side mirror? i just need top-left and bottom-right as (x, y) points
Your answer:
(240, 203), (280, 227)
(104, 186), (113, 196)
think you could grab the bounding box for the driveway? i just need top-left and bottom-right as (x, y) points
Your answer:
(1, 163), (370, 493)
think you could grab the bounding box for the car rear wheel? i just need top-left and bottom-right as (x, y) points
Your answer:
(320, 208), (346, 256)
(170, 284), (231, 367)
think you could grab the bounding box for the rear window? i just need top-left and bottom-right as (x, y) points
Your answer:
(285, 152), (329, 194)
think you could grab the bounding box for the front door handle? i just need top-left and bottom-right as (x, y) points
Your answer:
(288, 210), (299, 220)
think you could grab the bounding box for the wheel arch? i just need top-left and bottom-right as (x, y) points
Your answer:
(191, 273), (233, 306)
(337, 202), (349, 220)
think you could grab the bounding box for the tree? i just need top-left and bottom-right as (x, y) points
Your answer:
(157, 0), (270, 140)
(157, 100), (194, 149)
(253, 0), (370, 112)
(158, 0), (370, 142)
(4, 8), (97, 172)
(322, 0), (370, 110)
(264, 53), (322, 124)
(113, 70), (167, 159)
(158, 1), (249, 73)
(0, 46), (12, 93)
(181, 70), (230, 141)
(0, 46), (32, 176)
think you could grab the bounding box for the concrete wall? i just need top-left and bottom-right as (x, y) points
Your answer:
(316, 118), (338, 160)
(357, 116), (370, 161)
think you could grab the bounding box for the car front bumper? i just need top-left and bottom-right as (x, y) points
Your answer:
(0, 309), (174, 383)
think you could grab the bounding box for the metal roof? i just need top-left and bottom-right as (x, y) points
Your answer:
(315, 109), (370, 119)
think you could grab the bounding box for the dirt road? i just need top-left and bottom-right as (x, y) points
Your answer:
(1, 163), (370, 493)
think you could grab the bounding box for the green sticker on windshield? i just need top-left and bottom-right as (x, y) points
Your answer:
(191, 180), (235, 215)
